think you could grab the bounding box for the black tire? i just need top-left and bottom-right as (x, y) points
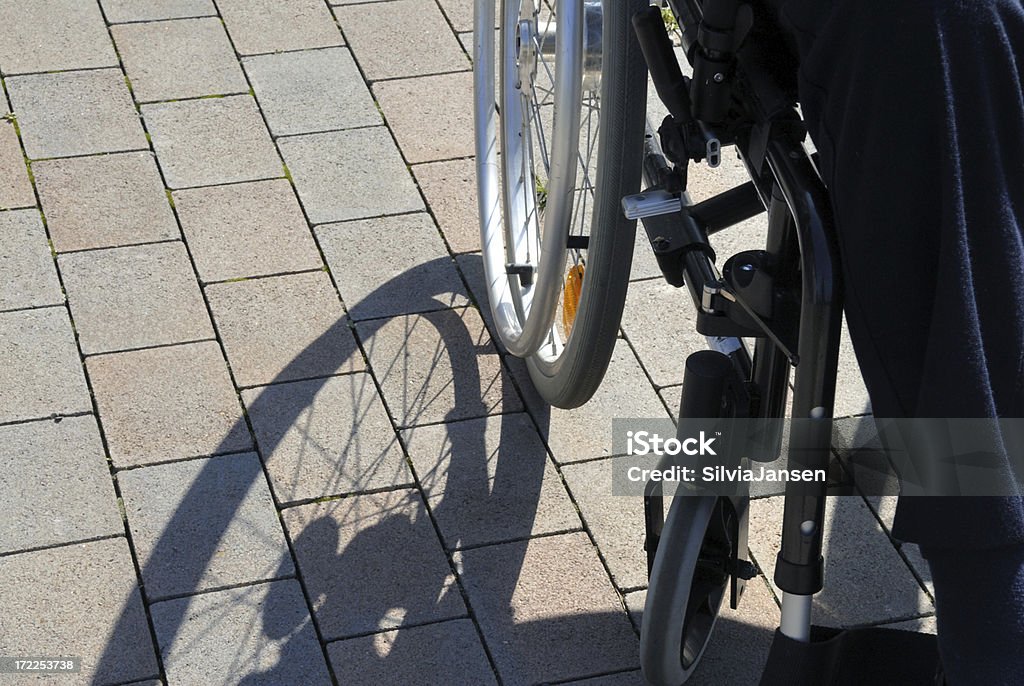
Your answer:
(525, 0), (648, 408)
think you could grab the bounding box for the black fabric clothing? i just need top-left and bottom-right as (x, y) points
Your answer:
(776, 0), (1024, 550)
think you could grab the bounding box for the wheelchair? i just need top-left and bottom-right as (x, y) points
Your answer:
(474, 1), (940, 683)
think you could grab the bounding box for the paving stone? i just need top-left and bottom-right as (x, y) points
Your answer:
(355, 307), (521, 427)
(6, 69), (147, 159)
(518, 345), (670, 464)
(403, 413), (580, 549)
(206, 271), (363, 387)
(0, 117), (34, 210)
(412, 157), (479, 254)
(624, 590), (645, 632)
(173, 179), (322, 282)
(113, 18), (248, 103)
(101, 0), (216, 22)
(0, 307), (91, 424)
(35, 151), (180, 252)
(218, 0), (343, 56)
(87, 341), (252, 467)
(374, 71), (474, 163)
(437, 0), (493, 33)
(119, 453), (292, 599)
(316, 213), (469, 320)
(0, 416), (121, 555)
(277, 128), (423, 224)
(0, 538), (158, 685)
(281, 489), (466, 641)
(882, 615), (938, 634)
(620, 278), (714, 389)
(335, 0), (469, 80)
(143, 96), (282, 189)
(0, 209), (63, 311)
(747, 495), (932, 628)
(244, 48), (378, 137)
(59, 242), (214, 355)
(454, 532), (638, 685)
(624, 577), (783, 686)
(328, 618), (497, 686)
(151, 579), (332, 685)
(834, 319), (872, 418)
(561, 457), (646, 591)
(0, 0), (117, 75)
(900, 542), (935, 597)
(242, 373), (411, 505)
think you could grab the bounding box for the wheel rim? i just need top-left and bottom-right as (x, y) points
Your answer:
(476, 0), (604, 360)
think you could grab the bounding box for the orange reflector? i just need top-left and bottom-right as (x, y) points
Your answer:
(562, 264), (585, 338)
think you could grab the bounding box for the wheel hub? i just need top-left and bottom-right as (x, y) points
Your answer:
(516, 1), (604, 93)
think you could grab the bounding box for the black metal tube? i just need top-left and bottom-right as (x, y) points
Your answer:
(765, 136), (843, 596)
(633, 5), (691, 122)
(691, 181), (765, 235)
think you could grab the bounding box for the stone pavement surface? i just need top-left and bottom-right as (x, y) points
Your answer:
(0, 1), (934, 684)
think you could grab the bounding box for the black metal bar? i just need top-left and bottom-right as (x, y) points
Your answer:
(693, 181), (766, 235)
(633, 5), (692, 123)
(764, 137), (843, 597)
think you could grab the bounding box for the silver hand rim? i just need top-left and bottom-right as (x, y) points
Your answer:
(475, 0), (585, 358)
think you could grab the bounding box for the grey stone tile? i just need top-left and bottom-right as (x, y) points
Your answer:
(335, 0), (469, 80)
(454, 532), (639, 685)
(0, 538), (158, 685)
(151, 579), (332, 685)
(0, 307), (91, 424)
(113, 18), (248, 103)
(403, 413), (580, 549)
(835, 318), (872, 418)
(6, 69), (148, 159)
(0, 0), (117, 75)
(281, 489), (466, 641)
(631, 227), (664, 282)
(518, 345), (670, 464)
(59, 242), (214, 355)
(355, 307), (521, 427)
(561, 457), (646, 591)
(0, 416), (121, 555)
(277, 128), (423, 224)
(174, 178), (322, 282)
(900, 542), (935, 598)
(205, 271), (363, 387)
(747, 495), (932, 628)
(0, 117), (34, 210)
(316, 213), (469, 320)
(101, 0), (216, 23)
(244, 48), (378, 137)
(624, 577), (783, 686)
(87, 341), (252, 467)
(0, 208), (63, 311)
(412, 157), (479, 254)
(374, 71), (474, 163)
(242, 373), (411, 505)
(624, 589), (645, 632)
(143, 96), (282, 189)
(328, 618), (497, 686)
(119, 453), (292, 599)
(35, 151), (180, 253)
(620, 278), (713, 389)
(218, 0), (344, 56)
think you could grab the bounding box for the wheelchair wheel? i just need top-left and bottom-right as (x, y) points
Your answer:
(474, 0), (646, 408)
(641, 495), (736, 685)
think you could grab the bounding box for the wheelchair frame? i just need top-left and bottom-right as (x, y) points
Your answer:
(632, 0), (844, 667)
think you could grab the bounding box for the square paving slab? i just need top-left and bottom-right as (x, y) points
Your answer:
(34, 151), (180, 253)
(0, 0), (117, 75)
(242, 373), (412, 505)
(118, 452), (292, 600)
(403, 413), (581, 549)
(6, 69), (148, 159)
(87, 340), (252, 467)
(206, 271), (363, 387)
(0, 208), (64, 311)
(281, 489), (466, 641)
